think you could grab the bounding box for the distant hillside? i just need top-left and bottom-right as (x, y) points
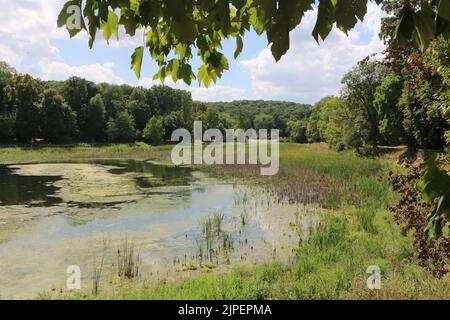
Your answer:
(207, 100), (312, 120)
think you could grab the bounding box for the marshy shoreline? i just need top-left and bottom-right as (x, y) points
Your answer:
(0, 143), (449, 300)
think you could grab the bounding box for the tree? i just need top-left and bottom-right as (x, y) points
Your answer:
(6, 74), (40, 142)
(379, 3), (449, 149)
(287, 119), (308, 143)
(40, 89), (78, 142)
(272, 112), (288, 137)
(98, 83), (129, 120)
(306, 97), (334, 143)
(374, 74), (409, 145)
(128, 88), (152, 132)
(162, 111), (185, 141)
(0, 61), (15, 115)
(236, 107), (252, 130)
(396, 37), (449, 149)
(317, 97), (355, 149)
(341, 62), (389, 148)
(180, 91), (194, 129)
(0, 113), (15, 142)
(217, 113), (237, 134)
(0, 61), (16, 142)
(143, 116), (165, 145)
(85, 94), (106, 141)
(106, 111), (136, 142)
(58, 1), (448, 86)
(152, 85), (188, 116)
(62, 76), (98, 138)
(254, 114), (273, 131)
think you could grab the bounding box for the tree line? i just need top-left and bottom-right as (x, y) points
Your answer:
(306, 35), (449, 153)
(0, 65), (193, 144)
(0, 45), (447, 150)
(0, 64), (315, 145)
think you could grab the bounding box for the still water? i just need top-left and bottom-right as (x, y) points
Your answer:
(0, 160), (304, 298)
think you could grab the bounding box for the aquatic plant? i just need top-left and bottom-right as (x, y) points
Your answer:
(117, 237), (140, 279)
(92, 263), (103, 296)
(240, 212), (248, 227)
(212, 211), (225, 236)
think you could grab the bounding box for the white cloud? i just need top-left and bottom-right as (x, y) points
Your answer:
(0, 0), (126, 84)
(189, 86), (246, 102)
(0, 1), (386, 104)
(137, 77), (246, 102)
(240, 3), (386, 104)
(137, 77), (185, 89)
(0, 0), (65, 69)
(40, 60), (125, 84)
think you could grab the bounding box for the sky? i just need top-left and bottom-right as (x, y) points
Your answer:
(0, 0), (386, 104)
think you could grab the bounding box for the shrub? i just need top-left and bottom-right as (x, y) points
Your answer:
(40, 89), (78, 143)
(143, 116), (165, 145)
(0, 113), (15, 141)
(106, 111), (136, 142)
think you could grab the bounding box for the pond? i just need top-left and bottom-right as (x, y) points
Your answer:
(0, 160), (313, 299)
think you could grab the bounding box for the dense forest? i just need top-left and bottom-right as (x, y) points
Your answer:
(307, 36), (449, 153)
(0, 62), (316, 145)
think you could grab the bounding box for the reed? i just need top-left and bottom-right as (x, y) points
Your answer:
(117, 237), (140, 279)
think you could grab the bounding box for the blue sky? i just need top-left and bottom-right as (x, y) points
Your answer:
(0, 0), (385, 104)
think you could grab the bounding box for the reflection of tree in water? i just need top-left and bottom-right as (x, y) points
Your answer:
(0, 161), (199, 229)
(104, 159), (194, 189)
(0, 166), (63, 206)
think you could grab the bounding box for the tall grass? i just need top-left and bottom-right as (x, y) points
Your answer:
(117, 238), (140, 279)
(0, 142), (173, 164)
(199, 211), (226, 263)
(106, 144), (449, 300)
(40, 143), (450, 300)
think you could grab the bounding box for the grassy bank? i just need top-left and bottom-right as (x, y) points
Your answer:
(0, 142), (173, 165)
(31, 143), (449, 300)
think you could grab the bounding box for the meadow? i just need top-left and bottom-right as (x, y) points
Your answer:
(17, 142), (448, 300)
(0, 143), (173, 165)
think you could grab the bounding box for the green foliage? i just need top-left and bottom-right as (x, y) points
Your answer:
(0, 61), (16, 77)
(416, 154), (450, 238)
(62, 76), (98, 139)
(397, 38), (449, 149)
(209, 100), (310, 136)
(106, 111), (136, 142)
(341, 62), (390, 148)
(0, 143), (172, 165)
(40, 89), (78, 142)
(253, 113), (273, 131)
(287, 119), (308, 143)
(390, 1), (450, 51)
(0, 113), (15, 142)
(315, 96), (360, 149)
(161, 111), (186, 141)
(143, 116), (165, 146)
(374, 74), (408, 144)
(306, 104), (323, 143)
(57, 0), (398, 86)
(98, 83), (132, 120)
(152, 85), (191, 116)
(0, 61), (15, 114)
(85, 94), (106, 141)
(128, 88), (152, 132)
(5, 74), (41, 142)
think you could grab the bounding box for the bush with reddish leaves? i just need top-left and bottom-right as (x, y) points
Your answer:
(389, 166), (450, 278)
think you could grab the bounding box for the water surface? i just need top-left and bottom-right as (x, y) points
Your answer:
(0, 160), (304, 298)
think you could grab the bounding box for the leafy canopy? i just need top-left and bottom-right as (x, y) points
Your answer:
(55, 0), (365, 85)
(416, 155), (450, 238)
(57, 0), (449, 86)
